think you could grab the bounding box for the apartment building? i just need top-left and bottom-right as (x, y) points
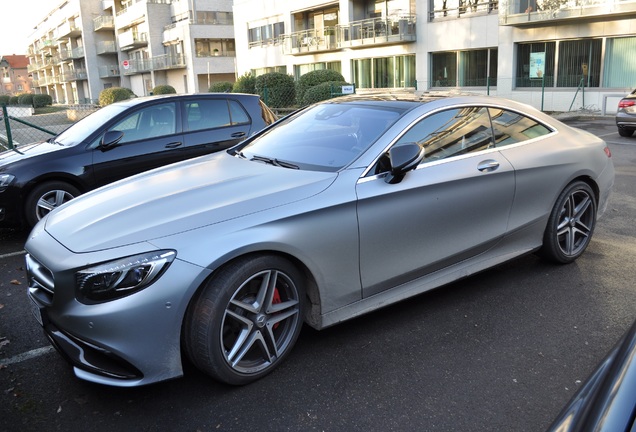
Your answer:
(27, 0), (236, 104)
(1, 55), (32, 96)
(233, 0), (636, 112)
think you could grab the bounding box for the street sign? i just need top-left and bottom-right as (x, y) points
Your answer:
(122, 60), (130, 70)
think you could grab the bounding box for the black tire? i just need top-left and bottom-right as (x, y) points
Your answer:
(25, 181), (80, 227)
(540, 181), (597, 264)
(184, 255), (305, 385)
(617, 128), (634, 138)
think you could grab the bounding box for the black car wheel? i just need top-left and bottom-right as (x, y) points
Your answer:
(618, 127), (634, 138)
(185, 255), (305, 385)
(540, 181), (597, 264)
(25, 181), (80, 227)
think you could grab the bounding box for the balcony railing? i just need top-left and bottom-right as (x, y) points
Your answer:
(61, 69), (88, 82)
(56, 22), (81, 40)
(281, 15), (416, 55)
(98, 65), (120, 78)
(499, 0), (636, 25)
(96, 41), (117, 55)
(70, 46), (85, 59)
(94, 15), (115, 31)
(151, 54), (186, 70)
(119, 31), (148, 50)
(429, 0), (499, 20)
(121, 58), (153, 75)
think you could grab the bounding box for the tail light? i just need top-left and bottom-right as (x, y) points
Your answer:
(604, 146), (612, 158)
(618, 99), (636, 108)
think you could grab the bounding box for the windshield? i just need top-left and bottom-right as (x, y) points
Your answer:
(239, 103), (404, 172)
(55, 104), (129, 146)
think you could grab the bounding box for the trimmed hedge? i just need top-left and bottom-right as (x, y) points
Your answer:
(232, 72), (256, 94)
(99, 87), (136, 106)
(302, 81), (351, 106)
(296, 70), (345, 105)
(152, 85), (176, 95)
(0, 95), (9, 105)
(33, 94), (53, 108)
(18, 93), (34, 106)
(209, 81), (233, 93)
(255, 72), (295, 108)
(9, 96), (19, 105)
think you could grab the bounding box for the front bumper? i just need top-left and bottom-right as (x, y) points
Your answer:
(25, 228), (211, 387)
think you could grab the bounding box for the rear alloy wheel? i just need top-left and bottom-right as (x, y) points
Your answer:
(185, 255), (305, 385)
(540, 181), (597, 264)
(25, 181), (80, 227)
(617, 127), (634, 138)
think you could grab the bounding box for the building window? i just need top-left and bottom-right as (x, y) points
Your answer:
(432, 49), (496, 88)
(603, 36), (636, 88)
(557, 39), (601, 88)
(294, 62), (342, 79)
(195, 39), (236, 57)
(251, 66), (287, 77)
(515, 42), (556, 88)
(195, 11), (233, 25)
(352, 55), (415, 89)
(248, 22), (285, 47)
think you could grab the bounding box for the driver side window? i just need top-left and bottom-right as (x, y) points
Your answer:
(396, 107), (494, 163)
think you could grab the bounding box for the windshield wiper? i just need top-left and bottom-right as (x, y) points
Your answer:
(250, 154), (299, 169)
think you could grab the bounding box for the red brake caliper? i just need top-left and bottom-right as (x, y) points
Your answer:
(272, 288), (281, 330)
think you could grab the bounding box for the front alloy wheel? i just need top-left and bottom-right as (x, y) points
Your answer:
(540, 181), (597, 264)
(185, 255), (305, 385)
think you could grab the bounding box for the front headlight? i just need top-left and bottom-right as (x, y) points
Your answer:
(76, 250), (176, 303)
(0, 174), (15, 192)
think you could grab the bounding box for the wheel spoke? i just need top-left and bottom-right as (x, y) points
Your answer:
(37, 197), (57, 213)
(224, 309), (254, 364)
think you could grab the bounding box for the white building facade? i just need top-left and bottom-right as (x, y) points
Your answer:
(233, 0), (636, 113)
(27, 0), (237, 103)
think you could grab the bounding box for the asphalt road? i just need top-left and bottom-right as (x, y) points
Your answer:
(1, 115), (635, 432)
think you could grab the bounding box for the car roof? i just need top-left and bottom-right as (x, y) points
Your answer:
(323, 90), (486, 110)
(112, 92), (258, 108)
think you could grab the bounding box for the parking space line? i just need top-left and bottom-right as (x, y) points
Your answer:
(0, 250), (26, 259)
(0, 346), (54, 366)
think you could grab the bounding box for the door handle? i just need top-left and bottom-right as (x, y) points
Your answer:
(165, 142), (183, 148)
(477, 160), (500, 172)
(231, 132), (246, 138)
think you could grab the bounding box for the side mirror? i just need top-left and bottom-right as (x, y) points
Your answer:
(99, 130), (124, 150)
(385, 142), (425, 184)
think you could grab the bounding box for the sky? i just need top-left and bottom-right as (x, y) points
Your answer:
(0, 0), (54, 55)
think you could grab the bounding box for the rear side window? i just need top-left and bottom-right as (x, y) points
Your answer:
(228, 100), (250, 124)
(488, 108), (551, 147)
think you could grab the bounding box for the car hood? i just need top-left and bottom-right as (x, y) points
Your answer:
(44, 152), (337, 253)
(0, 140), (64, 166)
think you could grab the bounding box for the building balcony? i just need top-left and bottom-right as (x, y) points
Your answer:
(119, 31), (148, 51)
(61, 69), (88, 82)
(282, 28), (339, 55)
(121, 58), (153, 75)
(499, 0), (636, 25)
(429, 0), (499, 20)
(98, 65), (120, 78)
(94, 15), (115, 31)
(69, 46), (85, 59)
(57, 50), (72, 62)
(96, 41), (117, 55)
(152, 54), (187, 71)
(56, 22), (82, 40)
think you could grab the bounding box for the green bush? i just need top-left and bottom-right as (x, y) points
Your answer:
(209, 81), (234, 93)
(152, 84), (176, 95)
(18, 93), (34, 106)
(302, 81), (351, 106)
(33, 94), (53, 108)
(9, 96), (19, 105)
(296, 70), (345, 105)
(99, 87), (136, 106)
(232, 72), (256, 94)
(0, 95), (9, 105)
(255, 72), (295, 108)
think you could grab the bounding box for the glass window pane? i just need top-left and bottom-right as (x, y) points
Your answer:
(557, 39), (601, 88)
(186, 100), (230, 131)
(515, 42), (555, 88)
(489, 108), (551, 146)
(431, 52), (457, 87)
(603, 36), (636, 88)
(229, 100), (250, 124)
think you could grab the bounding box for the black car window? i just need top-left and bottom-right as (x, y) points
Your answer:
(396, 107), (494, 163)
(488, 108), (552, 147)
(185, 99), (232, 131)
(110, 102), (177, 144)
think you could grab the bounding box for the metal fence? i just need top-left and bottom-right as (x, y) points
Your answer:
(1, 104), (99, 150)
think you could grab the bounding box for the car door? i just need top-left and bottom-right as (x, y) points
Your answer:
(356, 106), (516, 297)
(91, 101), (185, 187)
(181, 98), (253, 155)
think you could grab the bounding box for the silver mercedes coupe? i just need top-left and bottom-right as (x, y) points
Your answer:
(25, 93), (615, 387)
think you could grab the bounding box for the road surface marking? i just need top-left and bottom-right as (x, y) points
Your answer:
(0, 346), (55, 366)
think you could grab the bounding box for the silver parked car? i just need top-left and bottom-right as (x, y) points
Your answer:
(25, 93), (614, 387)
(616, 88), (636, 137)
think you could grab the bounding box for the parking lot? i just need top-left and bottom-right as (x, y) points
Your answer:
(1, 115), (635, 432)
